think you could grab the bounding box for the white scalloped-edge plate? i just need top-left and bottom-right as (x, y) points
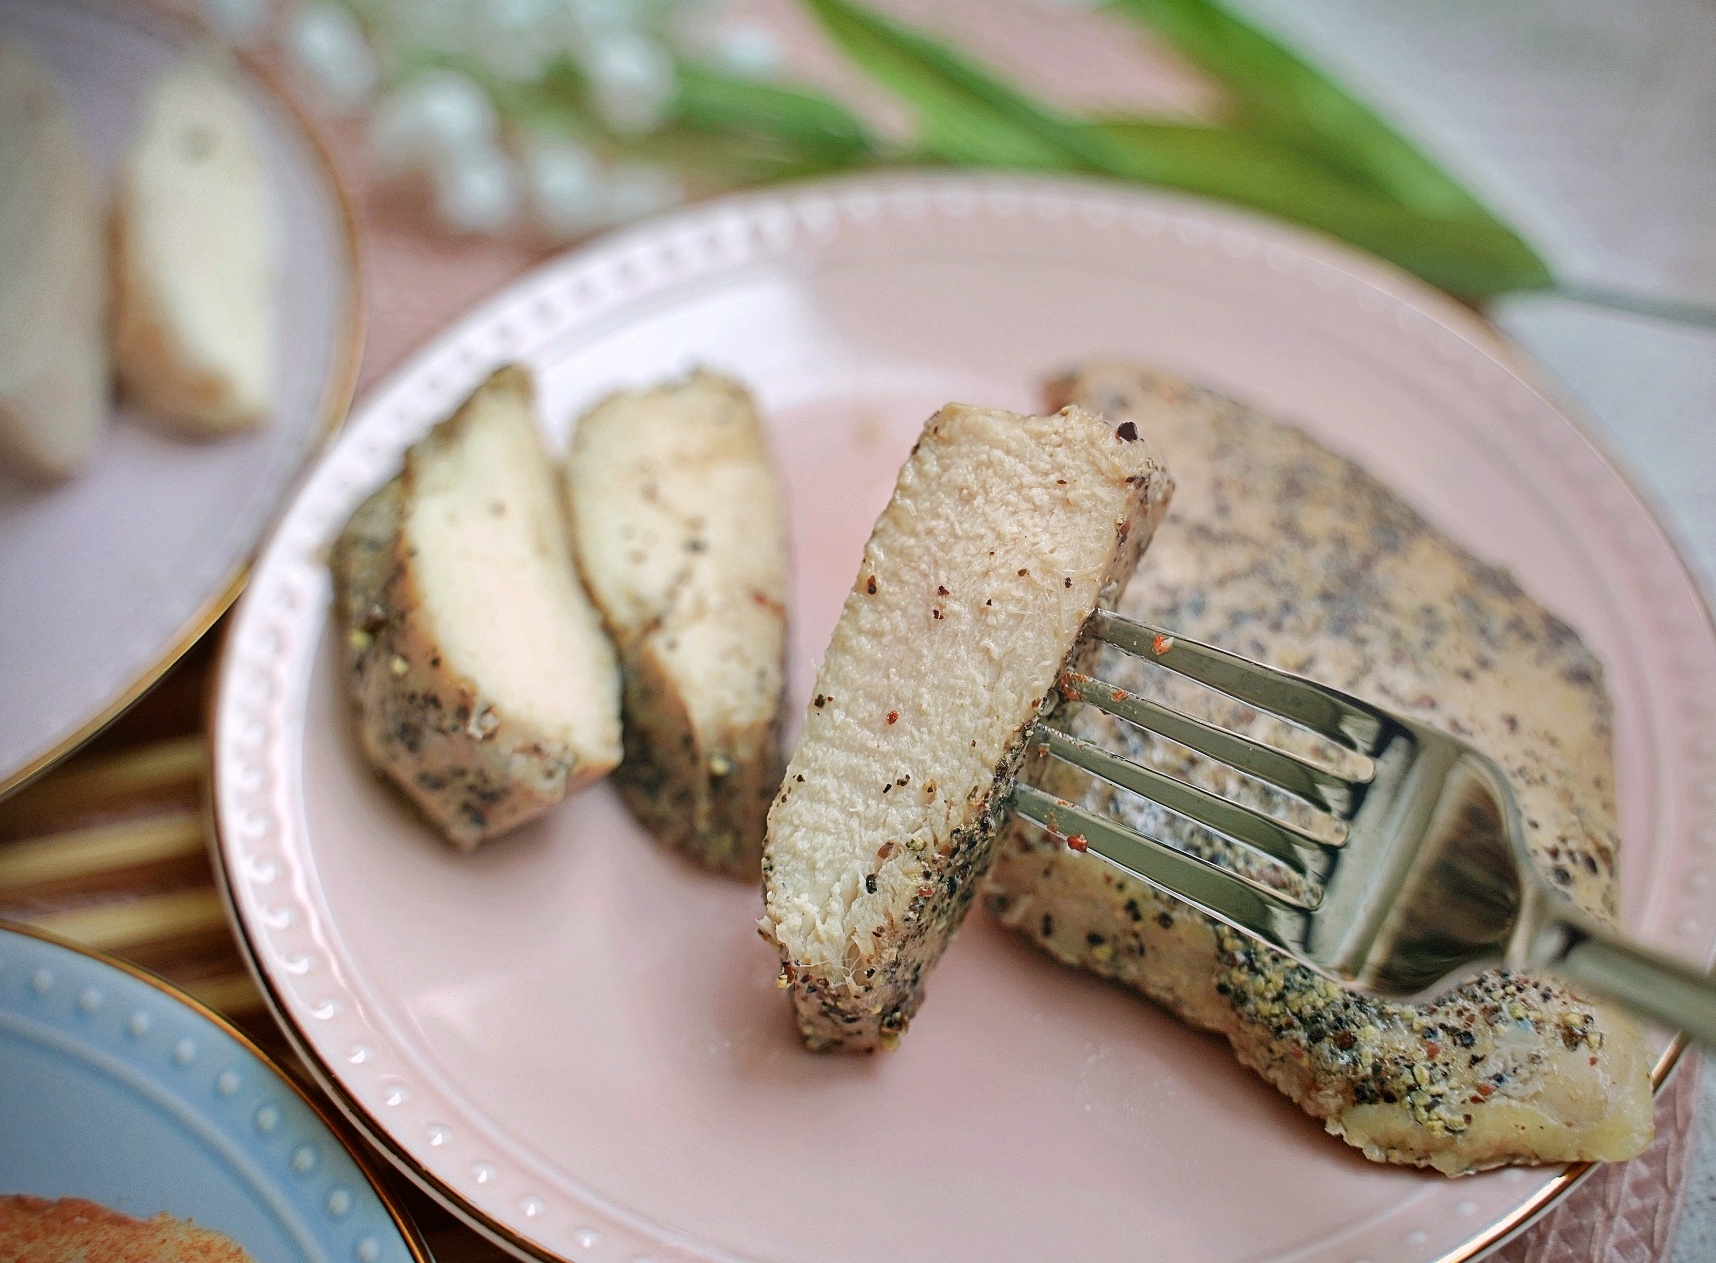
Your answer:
(212, 173), (1716, 1263)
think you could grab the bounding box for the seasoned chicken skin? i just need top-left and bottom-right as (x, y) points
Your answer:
(565, 371), (789, 877)
(762, 402), (1172, 1052)
(332, 365), (622, 848)
(983, 364), (1654, 1174)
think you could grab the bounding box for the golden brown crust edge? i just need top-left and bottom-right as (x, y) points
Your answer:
(611, 639), (784, 878)
(770, 406), (1174, 1052)
(986, 828), (1653, 1174)
(564, 370), (788, 879)
(985, 363), (1654, 1172)
(329, 368), (604, 848)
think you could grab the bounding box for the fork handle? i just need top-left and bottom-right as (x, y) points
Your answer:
(1542, 917), (1716, 1049)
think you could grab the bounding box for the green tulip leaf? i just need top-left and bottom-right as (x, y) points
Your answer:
(1105, 0), (1491, 221)
(804, 0), (1552, 297)
(674, 64), (876, 162)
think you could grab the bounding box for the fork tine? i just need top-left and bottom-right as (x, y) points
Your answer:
(1090, 610), (1390, 755)
(1058, 670), (1373, 817)
(1030, 725), (1344, 880)
(1009, 784), (1318, 938)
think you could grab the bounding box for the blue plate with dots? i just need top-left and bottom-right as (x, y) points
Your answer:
(0, 924), (428, 1263)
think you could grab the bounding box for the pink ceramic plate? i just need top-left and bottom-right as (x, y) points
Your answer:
(0, 0), (360, 795)
(212, 174), (1716, 1263)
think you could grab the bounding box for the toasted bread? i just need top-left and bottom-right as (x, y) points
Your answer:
(0, 1195), (254, 1263)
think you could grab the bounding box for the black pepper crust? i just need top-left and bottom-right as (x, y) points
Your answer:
(984, 364), (1653, 1172)
(611, 639), (785, 878)
(775, 738), (1027, 1053)
(984, 854), (1632, 1172)
(329, 370), (587, 849)
(762, 407), (1174, 1053)
(564, 369), (787, 879)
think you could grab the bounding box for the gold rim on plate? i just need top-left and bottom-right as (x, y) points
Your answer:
(0, 917), (432, 1263)
(205, 169), (1713, 1263)
(215, 876), (1688, 1263)
(0, 0), (367, 804)
(208, 861), (573, 1263)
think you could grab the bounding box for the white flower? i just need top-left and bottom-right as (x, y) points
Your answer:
(364, 0), (468, 60)
(469, 0), (561, 82)
(524, 136), (608, 239)
(604, 162), (682, 222)
(569, 0), (639, 38)
(586, 30), (677, 136)
(199, 0), (270, 45)
(433, 142), (522, 233)
(711, 20), (781, 79)
(283, 0), (711, 237)
(368, 68), (500, 175)
(287, 1), (380, 112)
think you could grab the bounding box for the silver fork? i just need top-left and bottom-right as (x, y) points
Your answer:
(1009, 608), (1716, 1047)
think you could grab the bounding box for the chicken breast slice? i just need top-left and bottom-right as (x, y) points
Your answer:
(983, 363), (1654, 1173)
(0, 40), (107, 480)
(565, 371), (788, 877)
(111, 60), (274, 434)
(761, 402), (1172, 1051)
(331, 365), (622, 848)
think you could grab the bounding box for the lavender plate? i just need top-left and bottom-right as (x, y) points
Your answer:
(0, 0), (360, 796)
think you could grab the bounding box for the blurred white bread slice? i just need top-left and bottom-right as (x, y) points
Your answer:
(331, 365), (623, 849)
(760, 402), (1172, 1051)
(565, 371), (788, 877)
(0, 40), (107, 480)
(111, 59), (274, 435)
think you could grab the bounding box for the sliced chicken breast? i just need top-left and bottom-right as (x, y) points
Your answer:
(332, 365), (622, 848)
(983, 363), (1654, 1173)
(0, 40), (107, 480)
(111, 60), (274, 434)
(761, 402), (1172, 1051)
(565, 371), (788, 877)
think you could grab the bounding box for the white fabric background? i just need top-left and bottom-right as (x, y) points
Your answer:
(1225, 2), (1716, 1255)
